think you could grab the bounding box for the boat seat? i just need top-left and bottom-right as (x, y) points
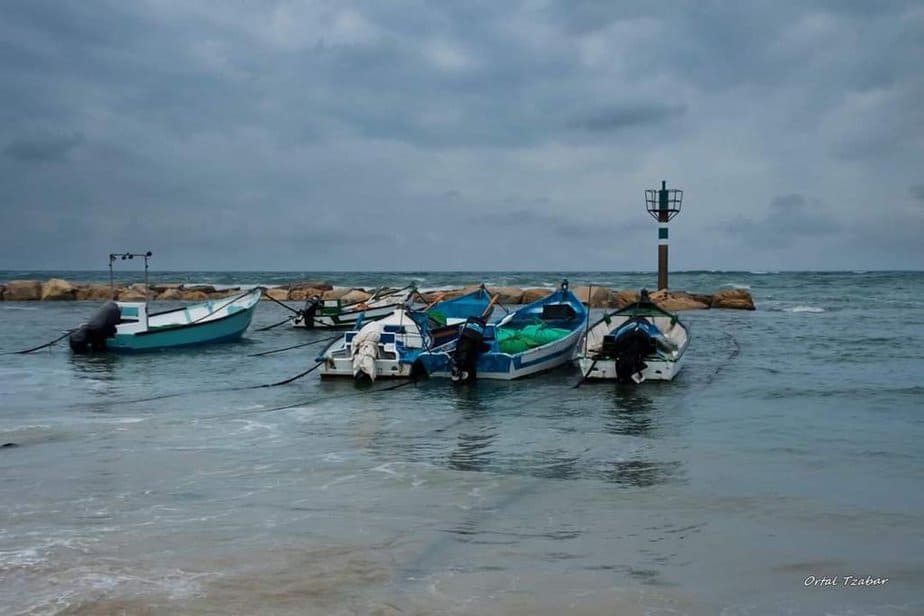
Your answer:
(541, 303), (577, 321)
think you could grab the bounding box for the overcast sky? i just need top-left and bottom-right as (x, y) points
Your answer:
(1, 1), (922, 271)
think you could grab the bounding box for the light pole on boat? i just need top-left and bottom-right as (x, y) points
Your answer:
(645, 181), (683, 290)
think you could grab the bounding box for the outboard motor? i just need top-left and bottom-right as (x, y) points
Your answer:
(300, 295), (322, 328)
(451, 316), (488, 382)
(601, 318), (658, 383)
(69, 301), (121, 354)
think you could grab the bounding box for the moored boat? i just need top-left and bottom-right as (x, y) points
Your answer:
(68, 287), (262, 353)
(317, 286), (494, 380)
(292, 286), (414, 329)
(575, 289), (689, 383)
(415, 280), (588, 381)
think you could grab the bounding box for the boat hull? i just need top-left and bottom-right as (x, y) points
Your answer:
(293, 302), (401, 329)
(318, 356), (415, 379)
(107, 306), (256, 352)
(577, 353), (685, 382)
(419, 328), (583, 380)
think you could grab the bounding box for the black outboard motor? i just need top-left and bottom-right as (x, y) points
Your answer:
(601, 319), (658, 383)
(300, 295), (322, 328)
(451, 316), (488, 382)
(69, 301), (121, 354)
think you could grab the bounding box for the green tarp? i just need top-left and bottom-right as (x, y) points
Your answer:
(495, 323), (571, 354)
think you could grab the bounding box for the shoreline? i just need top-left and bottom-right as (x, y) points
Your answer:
(0, 278), (755, 310)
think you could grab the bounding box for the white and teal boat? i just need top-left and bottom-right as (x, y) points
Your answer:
(68, 287), (262, 353)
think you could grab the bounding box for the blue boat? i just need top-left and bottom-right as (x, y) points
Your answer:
(69, 287), (262, 353)
(317, 285), (495, 380)
(415, 280), (588, 381)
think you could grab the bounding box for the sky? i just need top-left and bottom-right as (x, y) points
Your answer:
(1, 0), (922, 271)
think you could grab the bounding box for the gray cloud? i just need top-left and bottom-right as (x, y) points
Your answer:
(4, 133), (84, 163)
(569, 103), (686, 133)
(717, 194), (839, 249)
(0, 0), (922, 270)
(911, 184), (924, 205)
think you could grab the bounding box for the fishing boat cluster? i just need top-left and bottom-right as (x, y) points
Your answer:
(67, 280), (690, 384)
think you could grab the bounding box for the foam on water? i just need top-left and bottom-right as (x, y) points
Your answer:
(785, 305), (826, 313)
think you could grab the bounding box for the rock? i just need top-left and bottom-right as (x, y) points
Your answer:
(117, 289), (148, 301)
(3, 280), (42, 301)
(207, 288), (242, 299)
(340, 289), (372, 304)
(179, 290), (209, 301)
(0, 285), (4, 300)
(41, 278), (77, 300)
(488, 286), (524, 304)
(610, 290), (640, 309)
(180, 284), (216, 294)
(156, 288), (184, 301)
(322, 287), (353, 300)
(689, 293), (715, 306)
(288, 287), (325, 301)
(711, 288), (756, 310)
(76, 284), (115, 301)
(290, 280), (333, 292)
(649, 289), (710, 311)
(521, 288), (553, 303)
(572, 285), (613, 308)
(262, 288), (290, 301)
(151, 283), (181, 293)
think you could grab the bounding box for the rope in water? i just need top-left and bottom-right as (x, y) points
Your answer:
(2, 329), (76, 355)
(248, 334), (342, 357)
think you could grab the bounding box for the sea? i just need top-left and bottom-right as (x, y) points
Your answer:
(1, 271), (922, 615)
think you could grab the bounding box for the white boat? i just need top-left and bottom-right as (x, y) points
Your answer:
(292, 287), (412, 329)
(317, 287), (495, 381)
(68, 287), (262, 353)
(576, 289), (689, 383)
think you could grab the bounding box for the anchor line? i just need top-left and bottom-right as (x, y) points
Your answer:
(248, 335), (342, 357)
(254, 316), (295, 332)
(260, 290), (301, 315)
(3, 329), (76, 355)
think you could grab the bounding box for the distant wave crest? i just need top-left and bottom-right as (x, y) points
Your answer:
(785, 306), (825, 313)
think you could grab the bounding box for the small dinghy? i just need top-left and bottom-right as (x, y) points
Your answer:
(68, 287), (262, 353)
(575, 289), (689, 383)
(317, 286), (494, 380)
(292, 286), (414, 329)
(416, 280), (588, 381)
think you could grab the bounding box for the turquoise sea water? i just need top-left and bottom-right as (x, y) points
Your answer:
(1, 271), (922, 615)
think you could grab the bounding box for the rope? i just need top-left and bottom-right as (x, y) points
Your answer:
(254, 316), (295, 332)
(704, 331), (740, 385)
(572, 358), (598, 389)
(260, 289), (301, 315)
(248, 334), (342, 357)
(4, 329), (76, 354)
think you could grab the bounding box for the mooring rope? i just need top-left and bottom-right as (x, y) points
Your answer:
(3, 329), (76, 355)
(704, 331), (740, 385)
(248, 334), (342, 357)
(254, 316), (296, 332)
(260, 290), (301, 315)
